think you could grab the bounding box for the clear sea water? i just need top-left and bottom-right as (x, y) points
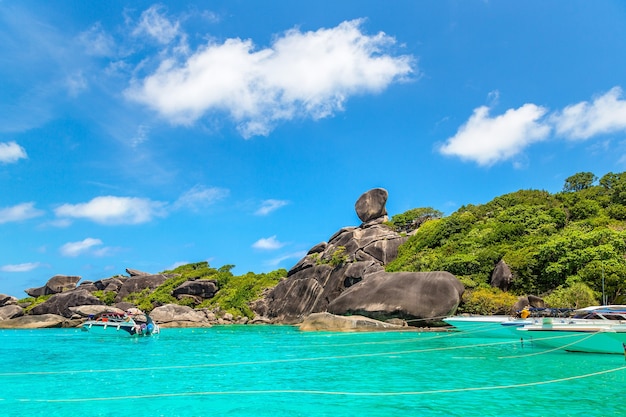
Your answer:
(1, 325), (626, 417)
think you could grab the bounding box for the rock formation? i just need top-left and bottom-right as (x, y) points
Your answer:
(490, 259), (513, 291)
(25, 275), (81, 297)
(30, 289), (104, 318)
(299, 312), (405, 332)
(150, 304), (212, 327)
(255, 188), (465, 325)
(328, 271), (464, 324)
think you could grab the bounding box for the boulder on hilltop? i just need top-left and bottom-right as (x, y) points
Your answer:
(255, 188), (465, 325)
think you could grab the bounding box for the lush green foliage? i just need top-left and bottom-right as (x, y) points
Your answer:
(458, 287), (519, 315)
(123, 261), (286, 318)
(19, 295), (52, 312)
(386, 207), (443, 233)
(198, 269), (286, 318)
(92, 290), (116, 306)
(387, 171), (626, 309)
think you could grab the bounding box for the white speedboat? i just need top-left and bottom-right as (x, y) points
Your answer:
(81, 311), (160, 337)
(443, 315), (533, 338)
(516, 305), (626, 354)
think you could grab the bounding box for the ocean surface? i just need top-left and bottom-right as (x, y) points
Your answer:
(1, 325), (626, 417)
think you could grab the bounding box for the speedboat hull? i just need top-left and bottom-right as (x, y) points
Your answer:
(443, 315), (531, 338)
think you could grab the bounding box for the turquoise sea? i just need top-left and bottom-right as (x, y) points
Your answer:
(2, 325), (626, 417)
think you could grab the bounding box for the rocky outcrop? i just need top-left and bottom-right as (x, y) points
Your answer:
(25, 275), (81, 297)
(490, 260), (513, 291)
(115, 274), (168, 302)
(30, 289), (104, 318)
(69, 305), (125, 318)
(0, 304), (24, 321)
(172, 280), (218, 301)
(150, 304), (211, 327)
(328, 271), (464, 324)
(299, 312), (405, 332)
(126, 268), (150, 277)
(355, 188), (388, 224)
(0, 294), (18, 306)
(0, 314), (82, 329)
(256, 188), (464, 325)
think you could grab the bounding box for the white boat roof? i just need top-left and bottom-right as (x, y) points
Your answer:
(575, 305), (626, 313)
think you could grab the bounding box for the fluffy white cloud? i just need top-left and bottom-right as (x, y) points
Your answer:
(0, 202), (44, 224)
(132, 5), (180, 45)
(552, 87), (626, 140)
(255, 199), (289, 216)
(174, 185), (229, 211)
(0, 262), (42, 272)
(59, 238), (103, 257)
(252, 236), (285, 250)
(439, 104), (551, 166)
(0, 141), (27, 163)
(55, 196), (166, 225)
(125, 19), (414, 137)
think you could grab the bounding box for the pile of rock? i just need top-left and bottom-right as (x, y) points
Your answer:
(253, 188), (465, 326)
(0, 267), (229, 329)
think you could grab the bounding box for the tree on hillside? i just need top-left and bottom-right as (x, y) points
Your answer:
(563, 172), (598, 192)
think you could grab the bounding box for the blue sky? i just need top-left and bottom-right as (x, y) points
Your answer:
(2, 1), (626, 297)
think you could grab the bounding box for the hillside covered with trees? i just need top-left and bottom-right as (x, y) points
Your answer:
(386, 171), (626, 313)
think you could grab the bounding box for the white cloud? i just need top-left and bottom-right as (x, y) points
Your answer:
(78, 22), (116, 57)
(439, 104), (551, 166)
(552, 86), (626, 140)
(55, 196), (166, 225)
(125, 19), (414, 137)
(174, 185), (229, 211)
(255, 199), (289, 216)
(132, 5), (180, 45)
(59, 238), (103, 257)
(0, 262), (42, 272)
(0, 141), (27, 163)
(0, 202), (44, 224)
(252, 236), (285, 250)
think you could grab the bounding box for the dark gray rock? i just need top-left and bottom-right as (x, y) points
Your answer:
(25, 275), (81, 297)
(0, 304), (24, 320)
(30, 289), (104, 318)
(126, 268), (150, 277)
(0, 294), (18, 307)
(490, 259), (513, 291)
(0, 314), (81, 329)
(327, 271), (464, 325)
(257, 188), (457, 325)
(115, 274), (168, 302)
(355, 188), (388, 223)
(172, 280), (218, 299)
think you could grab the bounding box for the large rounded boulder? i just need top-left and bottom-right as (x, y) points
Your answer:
(327, 271), (464, 325)
(30, 289), (104, 318)
(355, 188), (388, 223)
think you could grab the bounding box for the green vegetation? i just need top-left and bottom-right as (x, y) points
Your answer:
(123, 261), (286, 318)
(386, 207), (443, 233)
(386, 171), (626, 312)
(92, 290), (116, 306)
